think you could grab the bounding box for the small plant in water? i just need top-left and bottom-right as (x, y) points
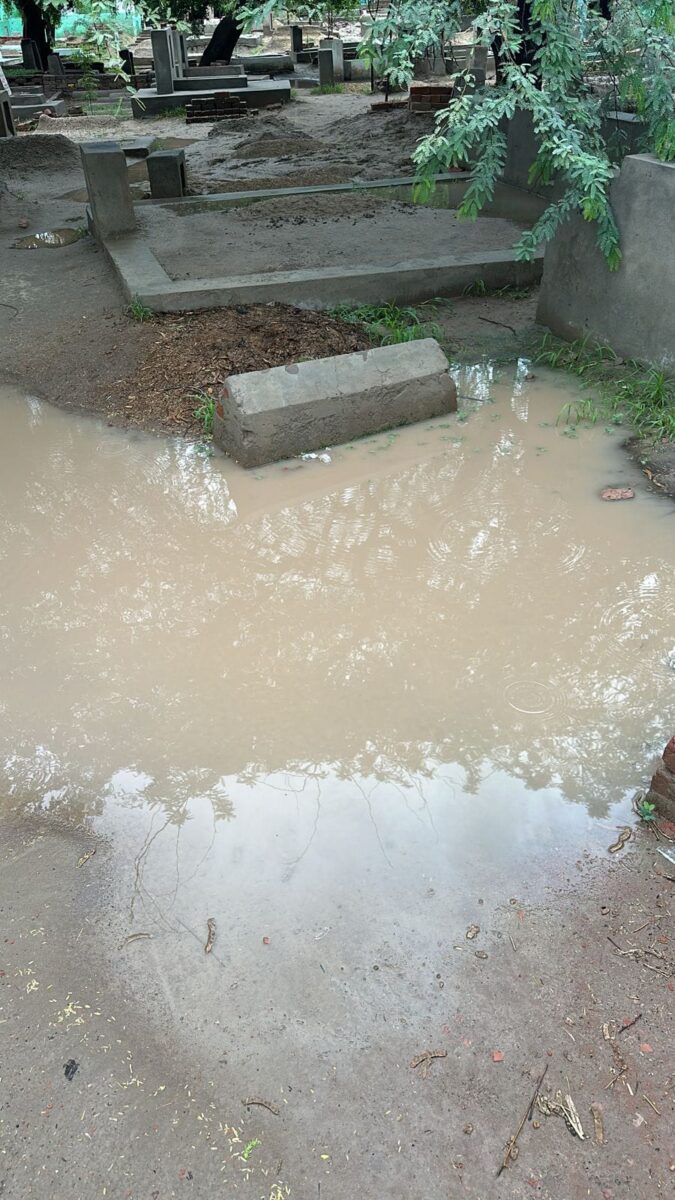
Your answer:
(127, 296), (154, 322)
(635, 797), (657, 823)
(332, 302), (441, 346)
(193, 392), (215, 435)
(537, 335), (675, 443)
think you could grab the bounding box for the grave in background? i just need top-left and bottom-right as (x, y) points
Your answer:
(131, 28), (291, 117)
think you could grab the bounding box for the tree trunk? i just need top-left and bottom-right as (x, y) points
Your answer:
(18, 0), (54, 70)
(199, 15), (242, 67)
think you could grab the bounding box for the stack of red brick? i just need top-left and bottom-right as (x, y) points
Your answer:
(409, 82), (454, 114)
(186, 93), (249, 124)
(648, 734), (675, 820)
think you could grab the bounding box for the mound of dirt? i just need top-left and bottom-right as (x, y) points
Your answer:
(235, 134), (324, 161)
(107, 303), (372, 436)
(207, 111), (292, 140)
(0, 134), (80, 175)
(236, 191), (414, 225)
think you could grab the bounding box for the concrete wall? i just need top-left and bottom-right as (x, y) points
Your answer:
(536, 155), (675, 369)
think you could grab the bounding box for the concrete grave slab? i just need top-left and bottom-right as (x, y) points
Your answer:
(213, 339), (457, 467)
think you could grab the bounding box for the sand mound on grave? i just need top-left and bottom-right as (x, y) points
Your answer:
(0, 134), (80, 175)
(207, 111), (293, 140)
(234, 133), (324, 160)
(235, 190), (414, 225)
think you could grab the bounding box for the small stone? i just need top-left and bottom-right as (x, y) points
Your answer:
(600, 486), (635, 501)
(463, 1123), (474, 1135)
(465, 924), (480, 940)
(474, 950), (488, 960)
(532, 1120), (540, 1130)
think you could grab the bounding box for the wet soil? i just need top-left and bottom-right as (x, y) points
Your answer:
(107, 304), (371, 436)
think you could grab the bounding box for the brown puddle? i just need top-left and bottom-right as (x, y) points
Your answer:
(11, 227), (87, 249)
(1, 365), (673, 1192)
(1, 364), (672, 841)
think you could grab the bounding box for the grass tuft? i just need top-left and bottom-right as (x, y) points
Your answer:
(127, 295), (154, 322)
(192, 391), (216, 435)
(331, 302), (442, 346)
(537, 335), (675, 443)
(310, 83), (345, 95)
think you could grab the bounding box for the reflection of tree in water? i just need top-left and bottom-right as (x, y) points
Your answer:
(2, 405), (672, 827)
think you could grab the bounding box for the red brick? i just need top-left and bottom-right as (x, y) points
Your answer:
(662, 734), (675, 773)
(649, 762), (675, 801)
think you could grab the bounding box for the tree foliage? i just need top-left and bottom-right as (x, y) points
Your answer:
(242, 0), (674, 266)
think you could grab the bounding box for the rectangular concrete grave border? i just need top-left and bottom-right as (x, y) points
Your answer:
(92, 172), (544, 312)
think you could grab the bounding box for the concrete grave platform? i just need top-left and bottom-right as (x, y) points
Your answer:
(131, 79), (290, 116)
(213, 339), (456, 467)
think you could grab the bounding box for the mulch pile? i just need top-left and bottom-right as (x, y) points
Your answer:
(107, 302), (371, 437)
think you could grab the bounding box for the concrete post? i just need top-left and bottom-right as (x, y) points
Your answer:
(170, 28), (184, 79)
(147, 148), (186, 198)
(21, 39), (41, 71)
(318, 48), (335, 87)
(320, 38), (344, 81)
(151, 28), (175, 94)
(80, 142), (136, 238)
(0, 93), (16, 138)
(290, 26), (303, 54)
(178, 32), (189, 71)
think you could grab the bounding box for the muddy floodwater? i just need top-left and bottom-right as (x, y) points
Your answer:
(1, 365), (673, 1198)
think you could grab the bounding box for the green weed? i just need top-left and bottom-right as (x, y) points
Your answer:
(537, 335), (675, 443)
(635, 797), (657, 823)
(193, 391), (215, 435)
(462, 278), (487, 297)
(310, 83), (345, 95)
(331, 302), (442, 346)
(241, 1138), (261, 1162)
(127, 295), (154, 322)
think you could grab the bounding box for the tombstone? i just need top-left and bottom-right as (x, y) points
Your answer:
(47, 53), (65, 78)
(290, 26), (303, 54)
(120, 48), (137, 85)
(150, 28), (175, 94)
(21, 39), (41, 72)
(147, 148), (186, 199)
(318, 48), (335, 87)
(80, 142), (136, 238)
(262, 14), (274, 32)
(319, 38), (344, 82)
(0, 92), (16, 138)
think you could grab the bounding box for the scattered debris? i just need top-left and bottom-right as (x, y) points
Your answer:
(475, 950), (489, 960)
(262, 936), (271, 945)
(465, 924), (480, 940)
(204, 917), (216, 954)
(492, 1050), (505, 1062)
(639, 1043), (653, 1054)
(77, 848), (96, 868)
(410, 1049), (447, 1079)
(617, 1012), (642, 1034)
(463, 1123), (474, 1135)
(242, 1097), (280, 1115)
(120, 932), (153, 948)
(642, 1094), (661, 1116)
(590, 1102), (606, 1145)
(537, 1089), (585, 1139)
(608, 828), (632, 854)
(64, 1059), (79, 1081)
(496, 1063), (548, 1177)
